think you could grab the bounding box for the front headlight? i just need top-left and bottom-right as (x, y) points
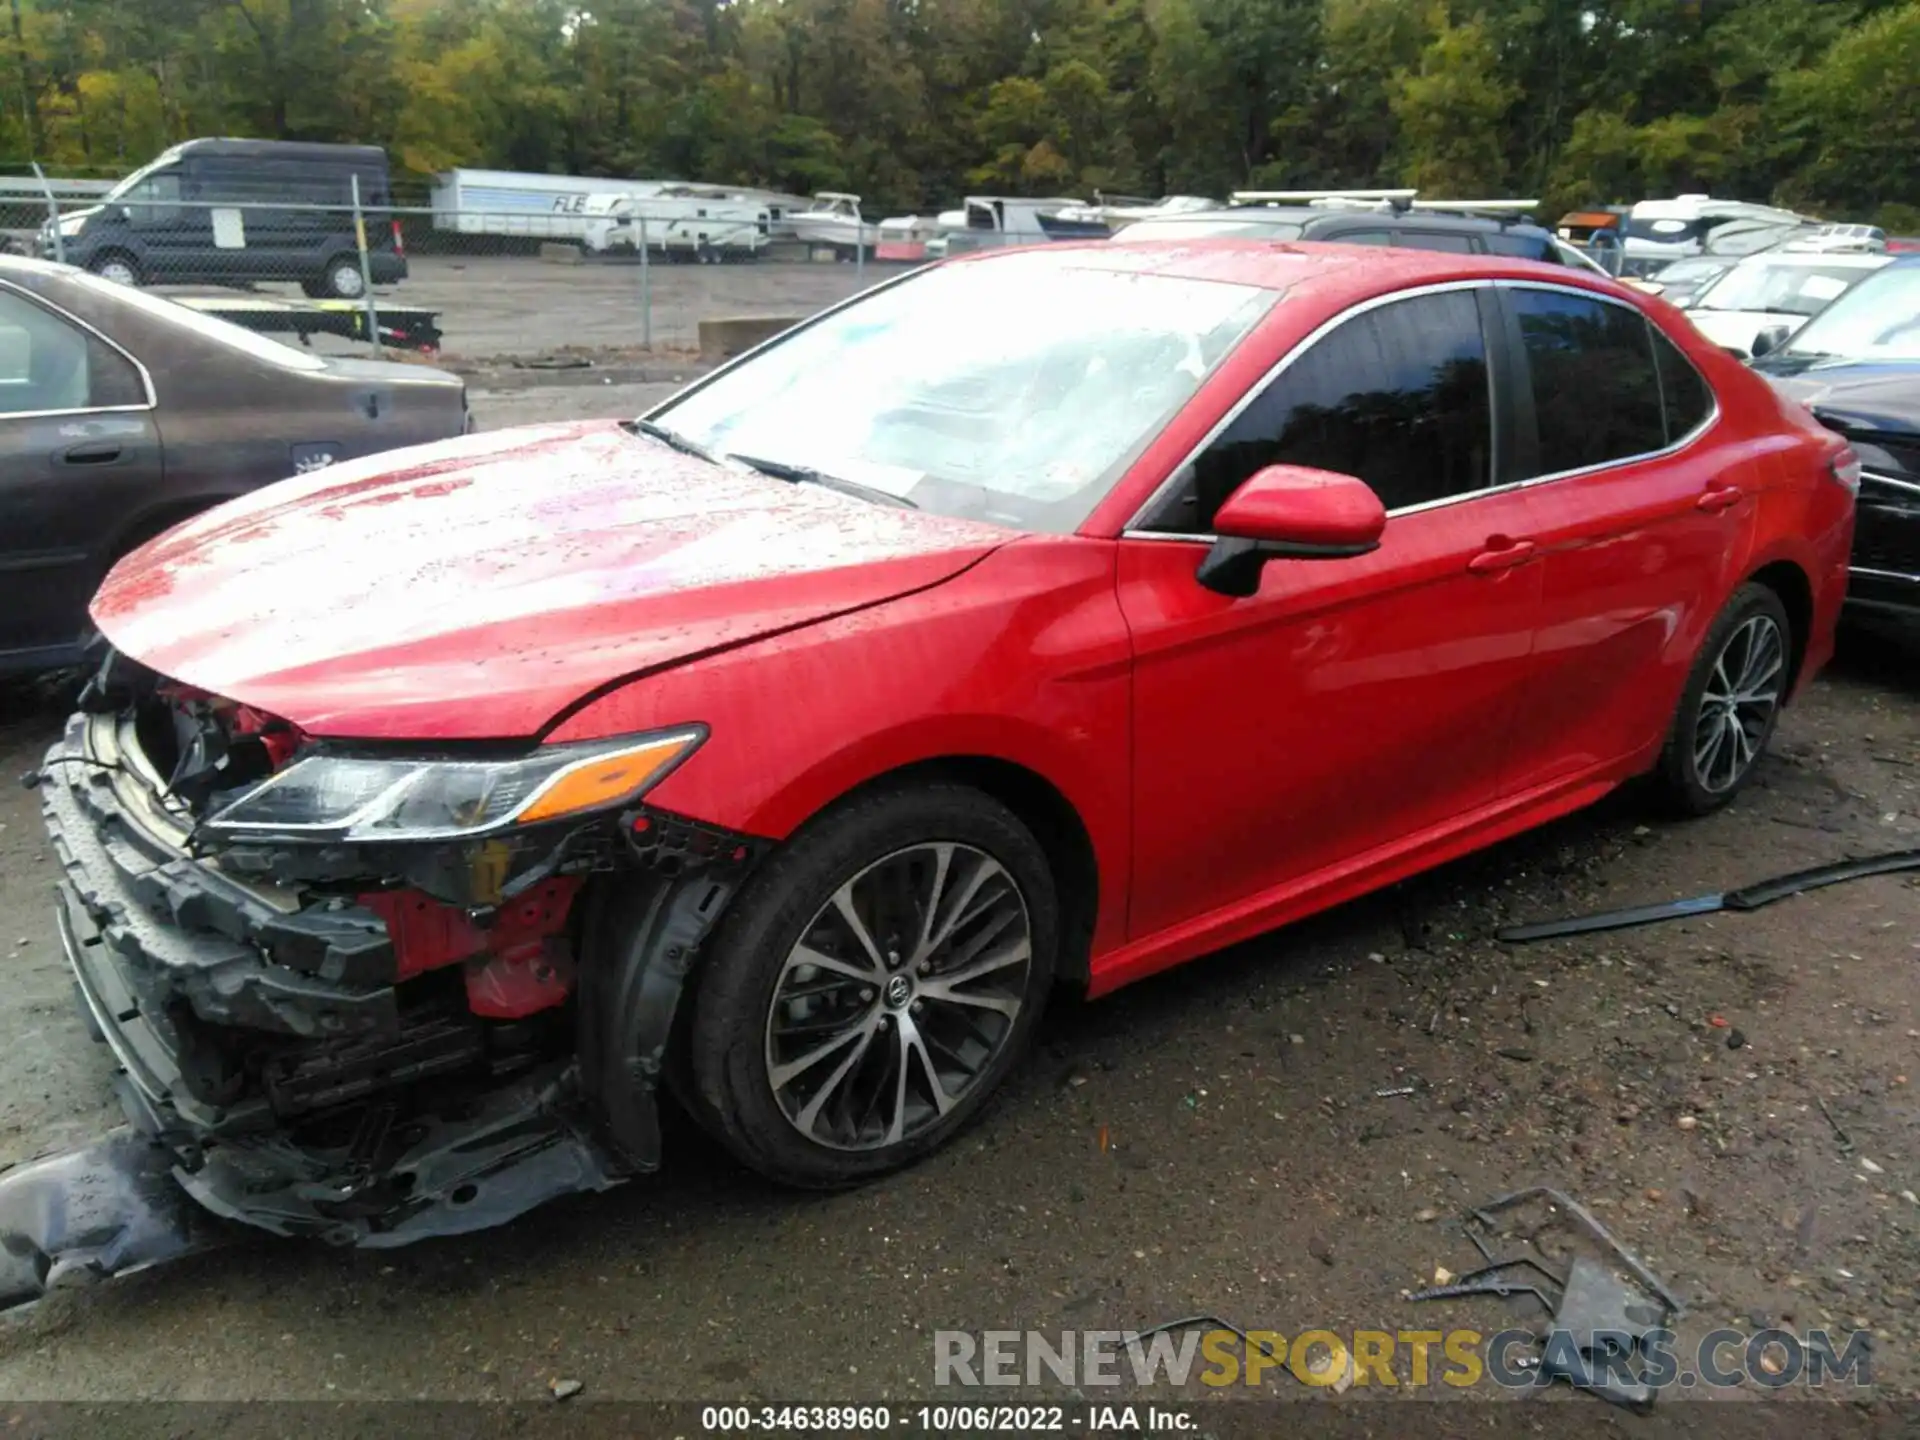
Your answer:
(201, 729), (704, 843)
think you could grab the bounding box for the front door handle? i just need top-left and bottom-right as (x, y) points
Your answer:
(1468, 538), (1537, 574)
(61, 441), (123, 466)
(1696, 483), (1743, 513)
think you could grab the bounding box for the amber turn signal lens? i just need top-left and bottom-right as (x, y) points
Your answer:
(515, 735), (697, 825)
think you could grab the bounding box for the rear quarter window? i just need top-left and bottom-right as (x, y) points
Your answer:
(1650, 325), (1715, 441)
(1508, 287), (1666, 474)
(1485, 232), (1553, 261)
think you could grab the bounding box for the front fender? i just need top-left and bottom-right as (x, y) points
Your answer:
(546, 538), (1135, 956)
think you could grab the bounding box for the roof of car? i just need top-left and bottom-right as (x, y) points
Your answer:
(1120, 205), (1555, 236)
(952, 237), (1622, 298)
(168, 137), (390, 162)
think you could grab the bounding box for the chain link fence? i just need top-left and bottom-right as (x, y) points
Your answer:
(4, 177), (897, 367)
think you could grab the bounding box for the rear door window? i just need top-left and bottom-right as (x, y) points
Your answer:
(1139, 289), (1494, 532)
(1507, 287), (1666, 476)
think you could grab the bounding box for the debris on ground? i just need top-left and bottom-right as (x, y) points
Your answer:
(1407, 1186), (1681, 1410)
(549, 1378), (583, 1401)
(1496, 847), (1920, 941)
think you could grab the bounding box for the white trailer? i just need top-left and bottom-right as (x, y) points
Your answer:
(429, 169), (674, 241)
(579, 190), (771, 261)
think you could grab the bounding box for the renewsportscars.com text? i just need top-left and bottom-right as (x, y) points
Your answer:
(933, 1327), (1871, 1391)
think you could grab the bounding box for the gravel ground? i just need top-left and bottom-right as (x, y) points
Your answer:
(468, 377), (687, 431)
(214, 254), (897, 361)
(0, 376), (1912, 1403)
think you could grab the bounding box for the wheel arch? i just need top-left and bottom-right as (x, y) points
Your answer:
(792, 754), (1101, 989)
(86, 246), (141, 279)
(1744, 556), (1814, 696)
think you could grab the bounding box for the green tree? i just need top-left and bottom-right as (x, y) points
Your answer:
(1771, 0), (1920, 224)
(1392, 7), (1516, 195)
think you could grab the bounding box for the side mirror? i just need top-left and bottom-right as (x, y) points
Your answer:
(1749, 324), (1790, 359)
(1196, 464), (1387, 598)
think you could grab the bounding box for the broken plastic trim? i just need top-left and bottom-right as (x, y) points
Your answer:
(577, 842), (760, 1169)
(1496, 846), (1920, 943)
(0, 1127), (234, 1312)
(173, 1063), (624, 1248)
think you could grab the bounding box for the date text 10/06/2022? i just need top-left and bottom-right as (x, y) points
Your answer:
(699, 1406), (1196, 1432)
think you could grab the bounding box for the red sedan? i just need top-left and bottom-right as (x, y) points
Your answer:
(37, 243), (1856, 1252)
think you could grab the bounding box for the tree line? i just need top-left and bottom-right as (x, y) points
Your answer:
(5, 0), (1918, 228)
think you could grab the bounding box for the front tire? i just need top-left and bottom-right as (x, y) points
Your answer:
(89, 252), (140, 287)
(687, 785), (1057, 1188)
(1655, 583), (1792, 815)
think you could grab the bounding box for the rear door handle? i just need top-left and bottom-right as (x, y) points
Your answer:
(1696, 483), (1743, 513)
(61, 441), (123, 466)
(1468, 538), (1538, 573)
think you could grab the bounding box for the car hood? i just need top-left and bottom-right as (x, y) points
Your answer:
(1763, 364), (1920, 437)
(92, 421), (1009, 739)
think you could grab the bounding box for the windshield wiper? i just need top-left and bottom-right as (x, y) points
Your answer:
(726, 453), (919, 509)
(625, 417), (721, 464)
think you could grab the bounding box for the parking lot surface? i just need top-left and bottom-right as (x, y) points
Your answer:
(0, 380), (1913, 1403)
(359, 254), (892, 360)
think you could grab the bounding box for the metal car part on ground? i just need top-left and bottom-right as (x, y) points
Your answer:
(1411, 1187), (1681, 1410)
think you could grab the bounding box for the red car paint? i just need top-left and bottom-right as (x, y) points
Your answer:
(360, 877), (580, 1017)
(92, 422), (1007, 739)
(93, 243), (1856, 1003)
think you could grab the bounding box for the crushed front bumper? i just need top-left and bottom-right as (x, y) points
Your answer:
(20, 712), (625, 1262)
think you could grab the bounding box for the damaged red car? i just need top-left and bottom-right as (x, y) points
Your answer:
(18, 243), (1856, 1294)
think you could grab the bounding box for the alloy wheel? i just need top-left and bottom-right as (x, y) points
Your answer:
(1692, 613), (1785, 793)
(330, 263), (366, 298)
(764, 842), (1032, 1152)
(97, 260), (137, 286)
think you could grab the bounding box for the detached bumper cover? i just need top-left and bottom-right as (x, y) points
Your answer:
(0, 1128), (229, 1312)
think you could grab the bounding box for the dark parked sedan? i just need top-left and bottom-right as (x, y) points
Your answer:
(1753, 256), (1920, 628)
(0, 255), (468, 673)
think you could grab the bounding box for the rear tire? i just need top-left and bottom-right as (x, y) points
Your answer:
(686, 784), (1056, 1188)
(317, 257), (366, 299)
(1654, 583), (1793, 815)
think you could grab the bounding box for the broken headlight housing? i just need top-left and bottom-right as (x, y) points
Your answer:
(199, 728), (705, 844)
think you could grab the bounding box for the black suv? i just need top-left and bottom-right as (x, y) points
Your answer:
(1113, 205), (1606, 271)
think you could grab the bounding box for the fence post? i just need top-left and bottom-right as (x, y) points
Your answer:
(854, 197), (865, 285)
(31, 162), (62, 266)
(350, 174), (381, 357)
(639, 215), (652, 350)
